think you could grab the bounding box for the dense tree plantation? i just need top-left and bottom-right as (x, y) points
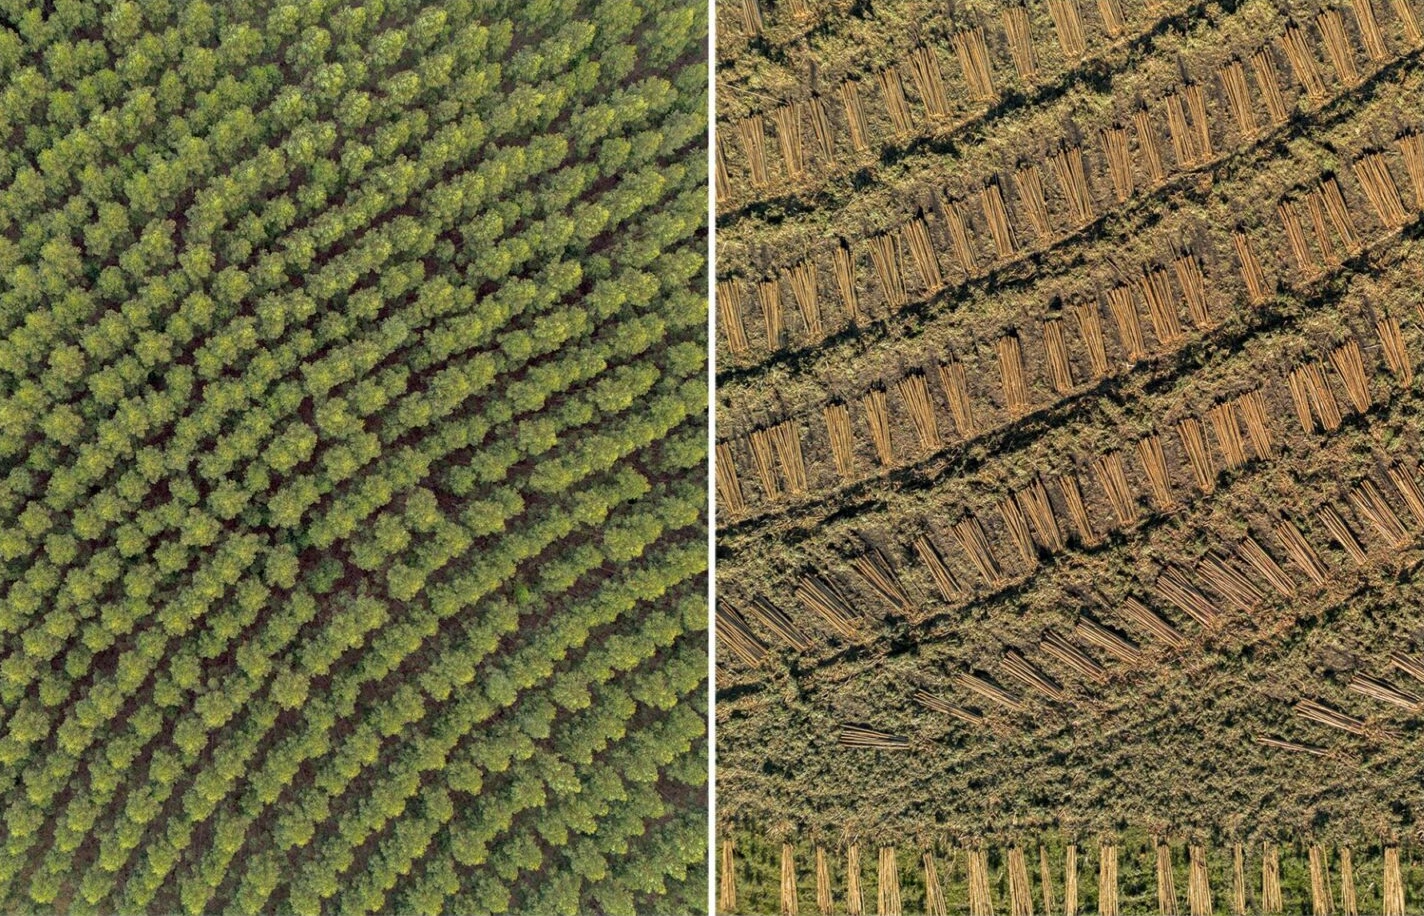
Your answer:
(0, 0), (709, 913)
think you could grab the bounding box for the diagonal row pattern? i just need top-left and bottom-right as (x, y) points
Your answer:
(716, 0), (1424, 896)
(0, 1), (708, 914)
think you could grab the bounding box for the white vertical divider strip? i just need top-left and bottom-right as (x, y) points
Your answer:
(706, 4), (720, 913)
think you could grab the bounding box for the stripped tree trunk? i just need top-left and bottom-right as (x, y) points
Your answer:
(1041, 845), (1057, 916)
(1008, 846), (1033, 916)
(1156, 842), (1180, 916)
(968, 847), (995, 916)
(1383, 847), (1405, 916)
(1232, 843), (1247, 916)
(924, 850), (949, 916)
(1262, 843), (1283, 915)
(1339, 847), (1357, 916)
(848, 845), (865, 916)
(782, 842), (800, 916)
(721, 838), (737, 915)
(816, 846), (832, 915)
(1309, 844), (1333, 916)
(1099, 844), (1119, 916)
(1188, 845), (1212, 916)
(878, 846), (902, 916)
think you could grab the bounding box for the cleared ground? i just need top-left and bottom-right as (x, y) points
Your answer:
(715, 0), (1424, 909)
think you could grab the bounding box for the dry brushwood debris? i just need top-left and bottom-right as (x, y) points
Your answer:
(716, 0), (1424, 892)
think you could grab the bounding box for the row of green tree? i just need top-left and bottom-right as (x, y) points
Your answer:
(0, 0), (707, 909)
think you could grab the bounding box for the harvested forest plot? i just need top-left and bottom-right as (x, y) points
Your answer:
(716, 0), (1424, 908)
(0, 1), (709, 914)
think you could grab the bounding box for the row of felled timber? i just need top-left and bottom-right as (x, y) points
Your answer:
(824, 462), (1424, 753)
(718, 141), (1424, 519)
(721, 380), (1421, 677)
(719, 0), (1422, 205)
(720, 122), (1423, 373)
(719, 838), (1411, 916)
